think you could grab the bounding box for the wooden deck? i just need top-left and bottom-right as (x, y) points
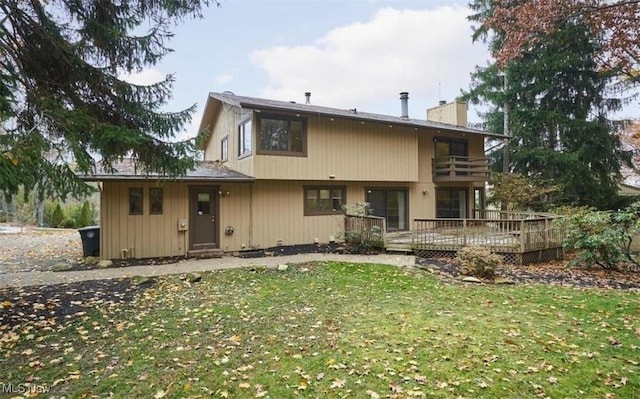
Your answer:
(345, 211), (565, 265)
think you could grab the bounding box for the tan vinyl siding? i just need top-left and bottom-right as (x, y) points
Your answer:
(202, 105), (255, 177)
(426, 101), (468, 127)
(253, 115), (419, 181)
(101, 181), (189, 259)
(218, 183), (253, 251)
(247, 180), (434, 248)
(100, 178), (446, 259)
(467, 135), (485, 158)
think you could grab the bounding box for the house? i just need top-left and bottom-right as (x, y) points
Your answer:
(618, 182), (640, 197)
(85, 91), (505, 259)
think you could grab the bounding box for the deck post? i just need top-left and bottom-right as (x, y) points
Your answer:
(544, 218), (549, 249)
(463, 218), (467, 246)
(520, 220), (526, 253)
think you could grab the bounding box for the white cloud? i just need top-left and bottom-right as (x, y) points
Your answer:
(250, 5), (489, 117)
(119, 68), (165, 85)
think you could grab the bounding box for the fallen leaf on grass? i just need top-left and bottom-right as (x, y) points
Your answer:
(366, 390), (380, 399)
(607, 336), (621, 346)
(330, 378), (346, 389)
(389, 382), (403, 393)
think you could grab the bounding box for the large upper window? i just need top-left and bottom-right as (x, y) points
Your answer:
(304, 187), (345, 216)
(238, 119), (252, 158)
(257, 114), (306, 156)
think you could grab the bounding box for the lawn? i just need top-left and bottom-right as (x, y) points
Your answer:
(1, 261), (639, 398)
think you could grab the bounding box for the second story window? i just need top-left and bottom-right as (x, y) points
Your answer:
(257, 114), (306, 156)
(221, 136), (228, 162)
(435, 137), (468, 157)
(238, 119), (252, 158)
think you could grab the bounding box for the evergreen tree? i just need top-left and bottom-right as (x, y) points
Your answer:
(463, 1), (632, 209)
(0, 0), (215, 200)
(77, 201), (92, 228)
(50, 203), (64, 228)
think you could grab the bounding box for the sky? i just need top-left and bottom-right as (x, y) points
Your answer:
(123, 0), (492, 139)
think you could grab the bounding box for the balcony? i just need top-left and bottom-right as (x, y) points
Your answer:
(432, 156), (490, 182)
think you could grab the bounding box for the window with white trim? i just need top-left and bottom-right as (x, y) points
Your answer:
(221, 135), (228, 162)
(238, 119), (252, 158)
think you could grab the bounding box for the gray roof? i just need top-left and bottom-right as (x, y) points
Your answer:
(80, 159), (254, 182)
(209, 91), (506, 139)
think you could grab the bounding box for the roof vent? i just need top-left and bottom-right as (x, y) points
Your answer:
(439, 100), (446, 106)
(305, 92), (311, 104)
(222, 90), (235, 96)
(400, 92), (409, 119)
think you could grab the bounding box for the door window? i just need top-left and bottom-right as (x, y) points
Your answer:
(197, 193), (211, 215)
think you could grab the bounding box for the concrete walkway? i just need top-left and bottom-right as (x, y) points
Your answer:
(0, 253), (416, 288)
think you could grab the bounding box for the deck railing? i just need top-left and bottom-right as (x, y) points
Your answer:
(432, 156), (490, 182)
(413, 212), (564, 254)
(344, 214), (386, 248)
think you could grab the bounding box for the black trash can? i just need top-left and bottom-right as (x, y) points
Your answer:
(78, 226), (100, 257)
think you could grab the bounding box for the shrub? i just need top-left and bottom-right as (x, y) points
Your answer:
(563, 202), (640, 270)
(456, 246), (502, 279)
(59, 218), (77, 229)
(342, 202), (383, 251)
(50, 203), (65, 228)
(76, 201), (92, 227)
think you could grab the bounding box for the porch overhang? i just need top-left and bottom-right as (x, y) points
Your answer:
(78, 159), (255, 183)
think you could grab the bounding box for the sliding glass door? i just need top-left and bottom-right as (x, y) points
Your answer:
(366, 189), (408, 231)
(436, 189), (467, 218)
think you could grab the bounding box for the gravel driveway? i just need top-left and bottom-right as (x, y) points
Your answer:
(0, 226), (82, 274)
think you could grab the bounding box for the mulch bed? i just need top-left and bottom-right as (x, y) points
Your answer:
(417, 257), (640, 290)
(0, 278), (150, 330)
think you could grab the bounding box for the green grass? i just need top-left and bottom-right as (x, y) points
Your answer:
(2, 262), (639, 398)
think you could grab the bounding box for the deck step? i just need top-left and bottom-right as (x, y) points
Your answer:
(188, 248), (223, 259)
(384, 242), (414, 254)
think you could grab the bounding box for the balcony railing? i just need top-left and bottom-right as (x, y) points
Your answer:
(432, 156), (490, 182)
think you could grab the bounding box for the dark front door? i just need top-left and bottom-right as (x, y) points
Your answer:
(189, 186), (218, 250)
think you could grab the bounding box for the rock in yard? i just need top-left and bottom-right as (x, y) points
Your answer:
(461, 276), (483, 283)
(84, 256), (98, 265)
(131, 275), (151, 286)
(97, 260), (113, 268)
(51, 263), (72, 272)
(494, 277), (515, 285)
(185, 272), (202, 283)
(277, 264), (289, 272)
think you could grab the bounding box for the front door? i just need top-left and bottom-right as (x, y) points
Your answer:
(189, 186), (218, 250)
